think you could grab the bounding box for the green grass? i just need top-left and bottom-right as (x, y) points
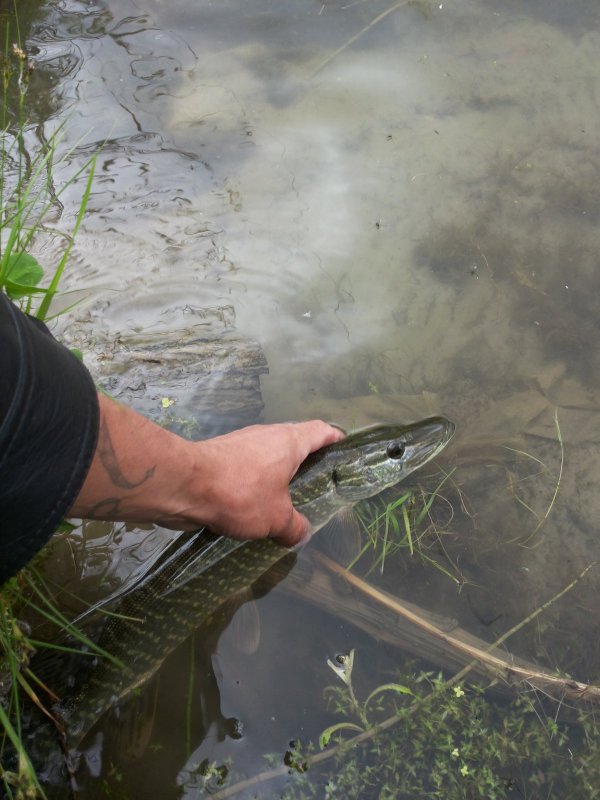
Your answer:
(349, 468), (460, 583)
(0, 581), (45, 800)
(0, 572), (127, 799)
(1, 26), (95, 322)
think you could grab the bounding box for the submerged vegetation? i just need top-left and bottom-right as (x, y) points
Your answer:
(207, 649), (600, 800)
(351, 468), (459, 582)
(0, 577), (44, 799)
(276, 663), (600, 800)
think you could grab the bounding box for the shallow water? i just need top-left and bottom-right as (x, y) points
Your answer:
(4, 0), (600, 796)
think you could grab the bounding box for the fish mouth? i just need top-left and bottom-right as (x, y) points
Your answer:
(405, 416), (455, 469)
(436, 417), (456, 447)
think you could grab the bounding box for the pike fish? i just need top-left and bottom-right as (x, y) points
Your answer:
(52, 417), (454, 750)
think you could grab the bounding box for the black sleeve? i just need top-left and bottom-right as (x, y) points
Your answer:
(0, 293), (99, 586)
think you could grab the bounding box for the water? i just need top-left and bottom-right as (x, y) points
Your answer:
(3, 0), (600, 796)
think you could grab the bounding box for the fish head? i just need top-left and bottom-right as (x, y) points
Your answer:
(329, 417), (455, 503)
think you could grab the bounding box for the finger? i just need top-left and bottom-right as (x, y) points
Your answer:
(272, 508), (310, 548)
(291, 420), (345, 459)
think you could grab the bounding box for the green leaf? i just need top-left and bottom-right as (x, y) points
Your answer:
(55, 520), (77, 533)
(4, 278), (48, 300)
(4, 252), (44, 289)
(319, 722), (364, 749)
(401, 502), (413, 555)
(36, 155), (96, 320)
(364, 682), (414, 712)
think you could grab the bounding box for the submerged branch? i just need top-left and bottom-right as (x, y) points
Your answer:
(308, 0), (412, 79)
(309, 553), (599, 704)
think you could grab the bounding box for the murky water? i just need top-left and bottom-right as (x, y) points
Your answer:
(3, 0), (600, 796)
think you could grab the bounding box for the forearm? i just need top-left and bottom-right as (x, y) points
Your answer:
(68, 393), (195, 527)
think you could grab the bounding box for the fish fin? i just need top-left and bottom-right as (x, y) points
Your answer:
(317, 507), (363, 567)
(222, 551), (301, 653)
(160, 534), (245, 599)
(72, 529), (209, 625)
(104, 672), (161, 761)
(226, 592), (261, 655)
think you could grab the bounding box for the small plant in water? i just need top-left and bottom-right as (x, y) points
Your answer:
(275, 656), (600, 800)
(319, 648), (413, 746)
(351, 468), (458, 582)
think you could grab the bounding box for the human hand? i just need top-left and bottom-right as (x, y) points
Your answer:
(177, 421), (345, 547)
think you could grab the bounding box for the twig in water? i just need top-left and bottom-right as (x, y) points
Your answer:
(522, 409), (564, 546)
(308, 0), (412, 79)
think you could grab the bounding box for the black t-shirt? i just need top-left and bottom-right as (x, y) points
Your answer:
(0, 293), (99, 585)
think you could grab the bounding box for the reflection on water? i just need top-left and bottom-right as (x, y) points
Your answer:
(5, 0), (600, 796)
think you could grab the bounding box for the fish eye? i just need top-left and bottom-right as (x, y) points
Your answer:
(387, 442), (405, 460)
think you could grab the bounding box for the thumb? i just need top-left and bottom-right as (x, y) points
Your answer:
(272, 508), (311, 548)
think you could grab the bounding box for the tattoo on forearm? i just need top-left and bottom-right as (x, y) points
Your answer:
(98, 418), (157, 489)
(88, 497), (122, 518)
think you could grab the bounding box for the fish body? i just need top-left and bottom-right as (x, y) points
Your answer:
(55, 417), (454, 748)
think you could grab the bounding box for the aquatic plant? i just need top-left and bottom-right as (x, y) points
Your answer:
(350, 468), (459, 582)
(505, 410), (564, 546)
(210, 654), (600, 800)
(278, 662), (600, 800)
